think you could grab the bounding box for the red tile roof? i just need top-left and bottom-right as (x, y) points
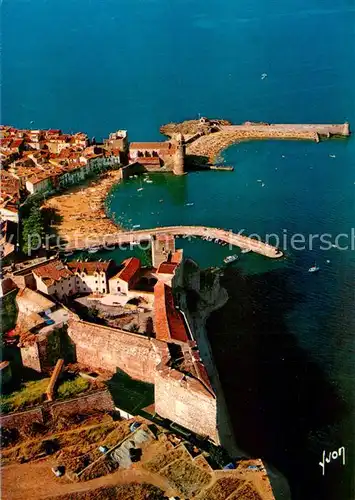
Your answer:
(130, 142), (173, 150)
(68, 260), (113, 275)
(171, 250), (183, 264)
(33, 259), (73, 284)
(154, 281), (189, 343)
(157, 262), (178, 275)
(0, 278), (18, 296)
(110, 257), (140, 283)
(10, 139), (24, 148)
(135, 156), (161, 165)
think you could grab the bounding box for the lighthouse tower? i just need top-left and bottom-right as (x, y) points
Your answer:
(173, 133), (185, 175)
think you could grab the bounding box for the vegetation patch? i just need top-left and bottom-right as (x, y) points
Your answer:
(0, 290), (18, 336)
(57, 376), (90, 399)
(0, 378), (49, 414)
(1, 418), (126, 466)
(0, 375), (93, 414)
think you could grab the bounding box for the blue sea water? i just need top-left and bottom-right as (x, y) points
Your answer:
(2, 0), (355, 498)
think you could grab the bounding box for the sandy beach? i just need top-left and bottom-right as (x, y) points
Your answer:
(44, 170), (122, 246)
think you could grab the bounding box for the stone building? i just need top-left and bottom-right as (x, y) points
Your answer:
(173, 133), (185, 175)
(108, 257), (141, 295)
(104, 130), (128, 154)
(33, 260), (76, 299)
(129, 137), (185, 174)
(151, 234), (176, 268)
(68, 260), (116, 295)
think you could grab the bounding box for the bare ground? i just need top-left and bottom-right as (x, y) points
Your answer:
(2, 459), (176, 500)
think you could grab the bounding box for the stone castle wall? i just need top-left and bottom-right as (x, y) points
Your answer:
(16, 319), (219, 442)
(68, 319), (218, 442)
(155, 368), (218, 442)
(0, 391), (114, 430)
(67, 319), (164, 383)
(50, 390), (114, 420)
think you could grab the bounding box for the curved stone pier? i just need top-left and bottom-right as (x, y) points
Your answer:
(66, 225), (283, 259)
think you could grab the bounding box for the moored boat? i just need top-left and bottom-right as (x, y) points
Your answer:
(308, 263), (320, 273)
(88, 247), (99, 254)
(224, 254), (239, 264)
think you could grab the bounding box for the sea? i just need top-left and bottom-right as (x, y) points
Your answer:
(2, 1), (354, 498)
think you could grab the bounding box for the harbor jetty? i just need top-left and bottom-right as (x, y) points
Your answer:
(161, 118), (351, 161)
(65, 225), (283, 259)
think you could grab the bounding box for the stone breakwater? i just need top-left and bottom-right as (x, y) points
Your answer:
(181, 120), (350, 161)
(67, 225), (283, 259)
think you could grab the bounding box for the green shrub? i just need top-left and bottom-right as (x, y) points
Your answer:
(0, 378), (49, 414)
(57, 377), (90, 399)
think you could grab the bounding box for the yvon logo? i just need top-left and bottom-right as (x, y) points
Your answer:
(319, 447), (346, 476)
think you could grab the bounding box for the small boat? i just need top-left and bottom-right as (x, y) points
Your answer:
(308, 264), (320, 273)
(261, 73), (268, 80)
(257, 179), (262, 183)
(224, 254), (239, 264)
(64, 251), (73, 257)
(145, 179), (153, 184)
(329, 154), (336, 158)
(186, 203), (194, 206)
(261, 183), (265, 187)
(88, 247), (99, 254)
(132, 224), (141, 229)
(137, 187), (144, 192)
(241, 248), (251, 254)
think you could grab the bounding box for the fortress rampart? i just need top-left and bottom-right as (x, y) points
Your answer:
(67, 319), (164, 384)
(66, 318), (219, 442)
(155, 367), (218, 442)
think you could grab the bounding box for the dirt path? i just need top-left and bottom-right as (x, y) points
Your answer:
(2, 459), (176, 499)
